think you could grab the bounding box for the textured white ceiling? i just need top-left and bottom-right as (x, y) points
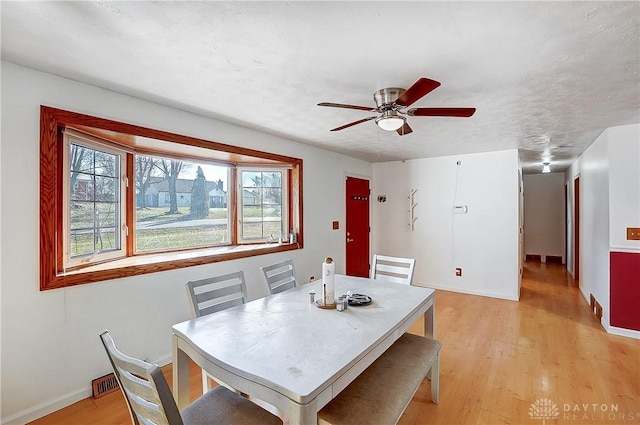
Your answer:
(2, 1), (639, 173)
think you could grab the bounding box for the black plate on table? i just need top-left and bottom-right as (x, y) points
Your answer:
(347, 294), (372, 306)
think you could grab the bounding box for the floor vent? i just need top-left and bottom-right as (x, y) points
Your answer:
(92, 373), (119, 399)
(546, 255), (563, 264)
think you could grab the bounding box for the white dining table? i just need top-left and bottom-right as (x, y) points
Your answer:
(172, 274), (436, 425)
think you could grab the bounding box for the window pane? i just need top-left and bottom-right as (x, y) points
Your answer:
(70, 230), (94, 258)
(70, 144), (92, 173)
(242, 171), (261, 188)
(70, 175), (93, 201)
(242, 204), (261, 220)
(134, 155), (230, 252)
(240, 170), (284, 240)
(263, 188), (282, 206)
(68, 142), (122, 259)
(95, 176), (117, 202)
(70, 201), (94, 230)
(96, 202), (117, 227)
(94, 227), (117, 252)
(263, 172), (282, 188)
(93, 150), (117, 177)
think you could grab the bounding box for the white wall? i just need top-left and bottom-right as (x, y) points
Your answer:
(578, 131), (611, 319)
(608, 124), (640, 252)
(0, 62), (372, 424)
(523, 173), (566, 262)
(604, 124), (640, 337)
(566, 123), (640, 339)
(371, 150), (520, 301)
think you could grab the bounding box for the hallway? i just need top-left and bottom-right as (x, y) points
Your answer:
(401, 261), (640, 424)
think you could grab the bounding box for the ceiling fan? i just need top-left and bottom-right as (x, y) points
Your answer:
(318, 78), (476, 136)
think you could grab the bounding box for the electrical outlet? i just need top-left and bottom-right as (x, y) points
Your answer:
(455, 268), (462, 277)
(627, 227), (640, 241)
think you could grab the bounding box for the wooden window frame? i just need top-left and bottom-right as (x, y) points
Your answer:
(40, 106), (303, 290)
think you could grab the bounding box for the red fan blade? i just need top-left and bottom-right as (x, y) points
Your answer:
(407, 107), (476, 117)
(395, 78), (441, 107)
(396, 122), (413, 136)
(330, 116), (377, 131)
(318, 102), (376, 112)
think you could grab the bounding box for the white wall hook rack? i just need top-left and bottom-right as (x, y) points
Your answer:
(408, 189), (418, 230)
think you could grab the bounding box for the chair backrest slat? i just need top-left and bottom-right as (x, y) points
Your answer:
(186, 271), (248, 317)
(198, 298), (244, 316)
(261, 259), (297, 295)
(370, 254), (416, 285)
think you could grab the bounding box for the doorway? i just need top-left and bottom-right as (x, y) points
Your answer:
(345, 176), (370, 277)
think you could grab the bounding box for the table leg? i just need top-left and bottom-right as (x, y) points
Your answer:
(423, 297), (435, 339)
(283, 399), (317, 425)
(423, 296), (436, 380)
(172, 336), (190, 409)
(431, 354), (440, 404)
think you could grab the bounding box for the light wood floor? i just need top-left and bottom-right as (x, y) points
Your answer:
(30, 262), (639, 425)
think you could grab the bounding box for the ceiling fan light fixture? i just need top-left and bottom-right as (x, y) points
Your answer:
(318, 77), (475, 133)
(376, 111), (406, 131)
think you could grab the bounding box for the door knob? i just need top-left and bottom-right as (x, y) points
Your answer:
(347, 238), (354, 243)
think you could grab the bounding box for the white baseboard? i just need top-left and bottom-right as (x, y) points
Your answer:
(567, 285), (639, 340)
(413, 282), (519, 301)
(156, 353), (172, 367)
(603, 318), (640, 340)
(578, 285), (590, 304)
(1, 353), (173, 425)
(1, 387), (92, 425)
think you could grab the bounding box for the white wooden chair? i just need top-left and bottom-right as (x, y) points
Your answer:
(185, 271), (248, 318)
(185, 271), (248, 392)
(99, 331), (281, 425)
(370, 254), (416, 285)
(260, 258), (298, 295)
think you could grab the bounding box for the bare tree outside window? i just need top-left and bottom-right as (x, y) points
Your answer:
(135, 156), (158, 209)
(156, 159), (183, 214)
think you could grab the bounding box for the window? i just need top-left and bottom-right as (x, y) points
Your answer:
(134, 154), (231, 253)
(40, 106), (303, 290)
(239, 169), (288, 242)
(63, 131), (126, 267)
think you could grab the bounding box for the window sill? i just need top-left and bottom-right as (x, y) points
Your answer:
(45, 242), (300, 290)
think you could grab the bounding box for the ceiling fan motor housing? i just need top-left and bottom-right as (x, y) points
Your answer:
(374, 87), (406, 109)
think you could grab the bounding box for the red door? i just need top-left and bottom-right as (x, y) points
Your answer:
(346, 177), (370, 277)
